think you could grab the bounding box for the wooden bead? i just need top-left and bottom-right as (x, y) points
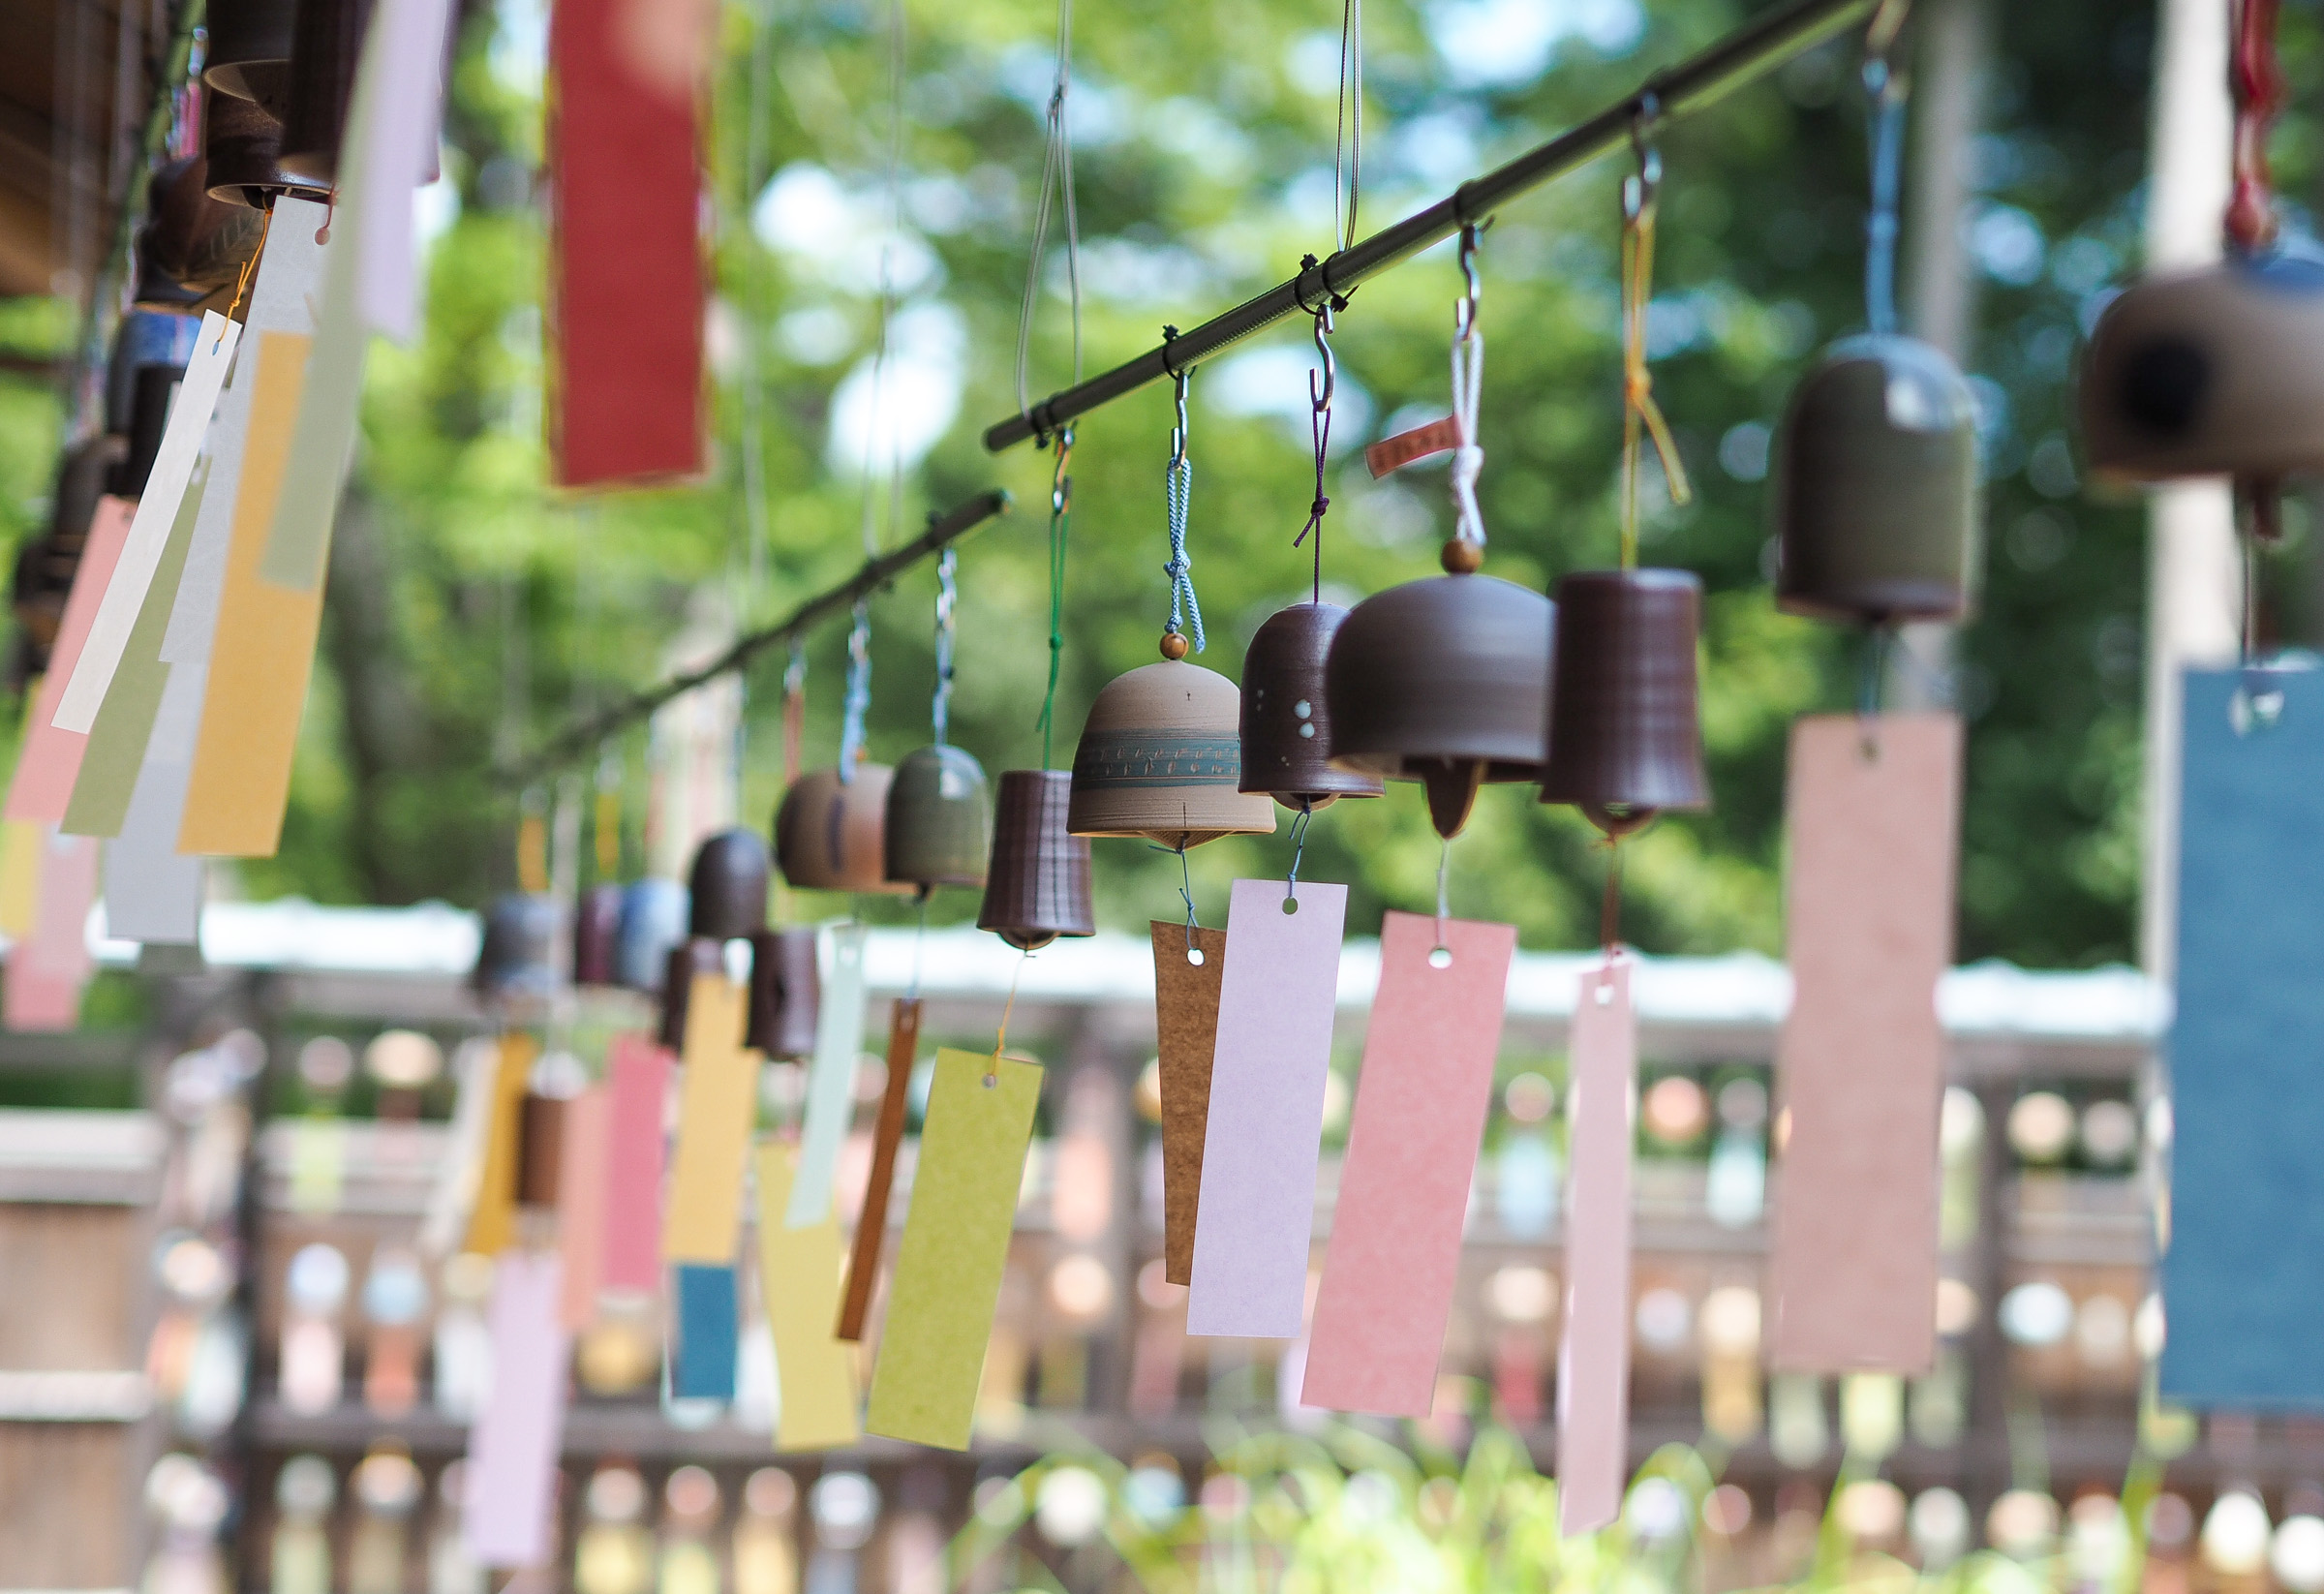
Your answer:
(1159, 630), (1191, 660)
(1440, 537), (1484, 575)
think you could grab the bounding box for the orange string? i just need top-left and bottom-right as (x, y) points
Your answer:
(1619, 193), (1691, 568)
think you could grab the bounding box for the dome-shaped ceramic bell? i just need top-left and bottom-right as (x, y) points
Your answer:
(1773, 334), (1979, 625)
(474, 893), (561, 1000)
(572, 882), (623, 986)
(279, 0), (372, 181)
(1539, 568), (1709, 833)
(203, 94), (331, 208)
(1068, 660), (1276, 847)
(613, 877), (688, 991)
(775, 766), (909, 893)
(203, 0), (302, 116)
(138, 158), (264, 302)
(688, 828), (771, 939)
(1324, 570), (1554, 838)
(979, 770), (1095, 950)
(885, 744), (992, 890)
(746, 927), (819, 1058)
(2080, 255), (2324, 480)
(657, 936), (727, 1052)
(1239, 603), (1385, 811)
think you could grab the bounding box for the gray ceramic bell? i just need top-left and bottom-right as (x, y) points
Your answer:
(1068, 660), (1275, 847)
(1773, 334), (1980, 625)
(1325, 565), (1554, 838)
(203, 0), (302, 116)
(1239, 602), (1385, 811)
(885, 744), (992, 891)
(613, 877), (688, 991)
(474, 893), (561, 1000)
(2080, 255), (2324, 480)
(1539, 569), (1710, 834)
(688, 828), (771, 940)
(979, 770), (1095, 950)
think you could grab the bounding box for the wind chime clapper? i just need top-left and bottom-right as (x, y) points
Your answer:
(1330, 225), (1554, 842)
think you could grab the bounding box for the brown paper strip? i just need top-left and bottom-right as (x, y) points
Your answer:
(1364, 415), (1462, 477)
(1767, 712), (1961, 1375)
(837, 996), (921, 1341)
(1151, 919), (1227, 1285)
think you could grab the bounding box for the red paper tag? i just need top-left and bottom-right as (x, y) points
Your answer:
(1364, 416), (1462, 478)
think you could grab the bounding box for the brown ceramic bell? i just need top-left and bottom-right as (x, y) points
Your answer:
(1068, 660), (1275, 847)
(688, 828), (771, 939)
(279, 0), (374, 182)
(515, 1093), (565, 1207)
(657, 936), (728, 1052)
(115, 365), (180, 500)
(885, 744), (991, 891)
(1325, 570), (1554, 838)
(745, 927), (820, 1059)
(2080, 256), (2324, 480)
(1538, 568), (1710, 833)
(473, 893), (561, 1000)
(978, 770), (1095, 950)
(1773, 334), (1980, 626)
(1239, 603), (1385, 811)
(137, 158), (265, 301)
(204, 0), (302, 117)
(775, 765), (909, 893)
(203, 93), (331, 208)
(572, 882), (623, 986)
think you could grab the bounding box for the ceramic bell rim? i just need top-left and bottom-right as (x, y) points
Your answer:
(1538, 567), (1710, 830)
(775, 765), (913, 894)
(2080, 254), (2324, 481)
(1067, 659), (1276, 847)
(612, 876), (688, 991)
(1772, 333), (1979, 627)
(687, 827), (772, 939)
(746, 927), (820, 1059)
(203, 93), (332, 208)
(572, 882), (624, 987)
(657, 936), (727, 1052)
(979, 769), (1095, 950)
(278, 0), (373, 182)
(885, 743), (993, 890)
(1238, 602), (1385, 810)
(202, 0), (301, 116)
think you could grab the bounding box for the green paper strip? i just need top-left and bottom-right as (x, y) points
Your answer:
(865, 1047), (1039, 1451)
(61, 466), (206, 839)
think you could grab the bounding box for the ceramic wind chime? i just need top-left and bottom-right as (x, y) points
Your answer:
(746, 649), (820, 1058)
(775, 605), (907, 894)
(885, 551), (992, 892)
(657, 827), (769, 1048)
(571, 751), (626, 987)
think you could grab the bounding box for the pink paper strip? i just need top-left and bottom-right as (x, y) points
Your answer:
(1768, 713), (1960, 1374)
(1302, 910), (1514, 1414)
(6, 498), (133, 821)
(4, 830), (97, 1031)
(1557, 957), (1636, 1537)
(600, 1034), (670, 1292)
(557, 1087), (610, 1332)
(1186, 878), (1346, 1339)
(462, 1250), (570, 1569)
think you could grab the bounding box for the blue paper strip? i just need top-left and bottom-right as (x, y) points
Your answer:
(2164, 666), (2324, 1409)
(672, 1263), (739, 1401)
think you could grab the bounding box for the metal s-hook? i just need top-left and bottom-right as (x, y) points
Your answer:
(1456, 223), (1483, 344)
(1169, 364), (1192, 474)
(1309, 301), (1337, 418)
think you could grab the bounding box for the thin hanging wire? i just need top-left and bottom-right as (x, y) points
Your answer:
(1151, 839), (1200, 954)
(1618, 110), (1693, 569)
(1037, 428), (1074, 769)
(781, 643), (807, 786)
(1015, 0), (1084, 420)
(1449, 226), (1487, 551)
(854, 0), (909, 562)
(1295, 304), (1335, 602)
(738, 0), (778, 610)
(1434, 835), (1452, 948)
(932, 548), (959, 745)
(838, 601), (872, 781)
(1332, 0), (1363, 254)
(1163, 367), (1206, 653)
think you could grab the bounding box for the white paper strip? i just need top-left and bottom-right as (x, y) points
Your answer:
(357, 0), (456, 340)
(785, 923), (868, 1229)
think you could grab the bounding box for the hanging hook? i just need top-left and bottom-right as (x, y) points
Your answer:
(1170, 362), (1192, 474)
(1456, 223), (1483, 344)
(1625, 93), (1663, 224)
(1309, 302), (1337, 418)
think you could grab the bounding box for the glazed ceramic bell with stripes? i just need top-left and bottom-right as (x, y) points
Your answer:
(1068, 660), (1275, 848)
(980, 770), (1096, 950)
(1239, 603), (1384, 811)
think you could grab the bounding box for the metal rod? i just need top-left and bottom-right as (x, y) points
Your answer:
(984, 0), (1877, 453)
(500, 489), (1012, 785)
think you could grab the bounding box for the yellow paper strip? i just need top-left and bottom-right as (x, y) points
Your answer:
(865, 1047), (1040, 1451)
(753, 1141), (861, 1452)
(464, 1032), (537, 1257)
(175, 329), (321, 857)
(661, 974), (757, 1264)
(0, 693), (46, 935)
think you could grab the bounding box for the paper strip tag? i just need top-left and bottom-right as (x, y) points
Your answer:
(1186, 878), (1347, 1338)
(755, 1141), (862, 1449)
(839, 996), (920, 1340)
(601, 1034), (672, 1291)
(1303, 910), (1514, 1414)
(786, 924), (867, 1228)
(354, 0), (455, 342)
(1152, 919), (1227, 1286)
(2164, 668), (2324, 1406)
(672, 1262), (739, 1400)
(464, 1033), (537, 1257)
(556, 1087), (610, 1332)
(6, 497), (134, 820)
(1364, 415), (1462, 477)
(1557, 958), (1636, 1536)
(97, 664), (205, 942)
(0, 815), (40, 936)
(1768, 713), (1960, 1374)
(461, 1249), (569, 1569)
(2, 829), (98, 1031)
(662, 975), (757, 1264)
(865, 1047), (1040, 1450)
(54, 315), (239, 733)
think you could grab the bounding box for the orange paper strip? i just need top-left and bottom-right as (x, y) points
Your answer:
(1151, 919), (1226, 1285)
(1768, 712), (1961, 1374)
(465, 1032), (538, 1257)
(1364, 416), (1462, 478)
(837, 996), (920, 1341)
(1558, 956), (1636, 1537)
(556, 1087), (610, 1332)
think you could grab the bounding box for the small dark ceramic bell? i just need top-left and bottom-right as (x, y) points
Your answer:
(203, 94), (331, 208)
(1325, 567), (1554, 838)
(657, 936), (728, 1052)
(572, 882), (623, 986)
(746, 927), (820, 1058)
(515, 1093), (565, 1207)
(885, 744), (992, 890)
(978, 770), (1095, 951)
(138, 158), (265, 302)
(279, 0), (374, 182)
(613, 877), (688, 991)
(2080, 255), (2324, 480)
(1773, 334), (1979, 625)
(473, 893), (561, 1000)
(115, 365), (180, 499)
(203, 0), (302, 116)
(688, 828), (771, 939)
(1239, 603), (1385, 811)
(1538, 568), (1710, 833)
(775, 766), (908, 894)
(1068, 660), (1275, 847)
